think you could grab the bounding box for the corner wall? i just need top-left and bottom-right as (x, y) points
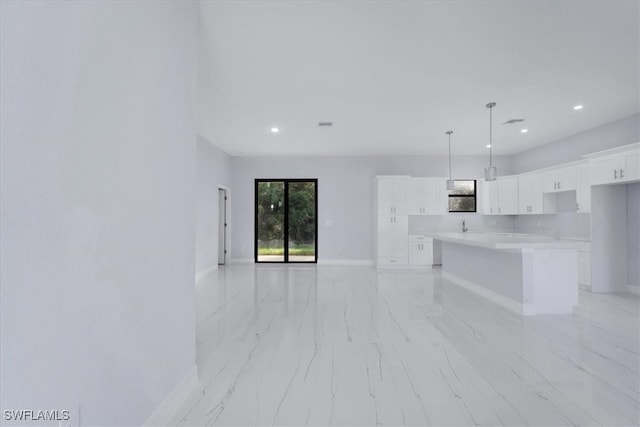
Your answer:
(195, 135), (232, 276)
(1, 2), (198, 424)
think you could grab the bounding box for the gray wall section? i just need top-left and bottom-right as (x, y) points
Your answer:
(511, 114), (640, 174)
(442, 242), (524, 302)
(0, 2), (198, 424)
(196, 135), (232, 274)
(230, 155), (512, 261)
(628, 183), (640, 287)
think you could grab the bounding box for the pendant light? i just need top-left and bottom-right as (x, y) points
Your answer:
(484, 102), (497, 181)
(446, 130), (455, 191)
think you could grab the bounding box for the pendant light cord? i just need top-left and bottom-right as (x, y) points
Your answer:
(486, 102), (496, 169)
(484, 102), (497, 181)
(448, 132), (452, 180)
(446, 130), (453, 181)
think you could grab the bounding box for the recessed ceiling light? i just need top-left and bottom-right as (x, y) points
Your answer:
(573, 105), (584, 110)
(270, 127), (280, 133)
(521, 129), (528, 133)
(486, 144), (492, 148)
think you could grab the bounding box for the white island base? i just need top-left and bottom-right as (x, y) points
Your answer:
(434, 235), (579, 316)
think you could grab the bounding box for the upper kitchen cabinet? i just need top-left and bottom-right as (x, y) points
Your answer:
(481, 176), (518, 215)
(518, 172), (543, 214)
(586, 142), (640, 186)
(376, 176), (409, 215)
(497, 176), (519, 215)
(408, 177), (447, 215)
(542, 165), (577, 193)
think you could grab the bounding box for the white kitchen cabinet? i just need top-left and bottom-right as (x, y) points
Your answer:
(576, 162), (591, 213)
(623, 149), (640, 182)
(497, 177), (519, 215)
(376, 176), (409, 214)
(408, 235), (433, 266)
(481, 180), (498, 215)
(542, 165), (577, 193)
(481, 176), (518, 215)
(587, 143), (640, 186)
(377, 215), (408, 265)
(408, 178), (446, 215)
(518, 172), (543, 214)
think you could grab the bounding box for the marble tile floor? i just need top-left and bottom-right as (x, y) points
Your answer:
(169, 265), (640, 426)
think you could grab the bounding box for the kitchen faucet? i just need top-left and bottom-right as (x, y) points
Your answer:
(462, 219), (468, 233)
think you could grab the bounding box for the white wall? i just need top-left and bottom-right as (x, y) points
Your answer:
(511, 113), (640, 174)
(230, 155), (512, 261)
(1, 2), (198, 425)
(195, 135), (232, 275)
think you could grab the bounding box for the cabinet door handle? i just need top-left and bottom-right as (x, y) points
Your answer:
(554, 182), (557, 190)
(620, 168), (624, 179)
(499, 207), (501, 213)
(558, 181), (561, 189)
(614, 169), (618, 179)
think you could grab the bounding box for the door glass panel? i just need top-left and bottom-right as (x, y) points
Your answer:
(288, 181), (316, 262)
(257, 181), (285, 262)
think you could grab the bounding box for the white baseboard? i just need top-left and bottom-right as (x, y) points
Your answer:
(229, 258), (254, 264)
(195, 265), (218, 283)
(441, 271), (536, 316)
(144, 364), (198, 427)
(318, 259), (375, 266)
(627, 285), (640, 296)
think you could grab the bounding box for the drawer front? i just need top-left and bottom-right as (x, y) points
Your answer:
(378, 257), (408, 266)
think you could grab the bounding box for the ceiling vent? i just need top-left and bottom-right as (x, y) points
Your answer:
(503, 118), (525, 125)
(318, 122), (333, 127)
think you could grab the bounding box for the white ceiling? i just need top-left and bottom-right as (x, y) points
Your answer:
(197, 1), (639, 156)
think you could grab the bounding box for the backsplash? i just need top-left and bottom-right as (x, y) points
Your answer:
(409, 214), (515, 234)
(513, 213), (590, 239)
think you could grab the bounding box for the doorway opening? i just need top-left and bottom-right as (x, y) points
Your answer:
(218, 187), (228, 265)
(255, 179), (317, 263)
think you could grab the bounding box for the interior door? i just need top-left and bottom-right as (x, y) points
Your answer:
(218, 188), (227, 265)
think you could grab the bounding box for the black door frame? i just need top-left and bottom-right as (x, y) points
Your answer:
(254, 178), (318, 264)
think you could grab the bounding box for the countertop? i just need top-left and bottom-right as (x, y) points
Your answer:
(428, 232), (584, 250)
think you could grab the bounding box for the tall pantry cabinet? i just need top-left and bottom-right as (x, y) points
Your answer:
(374, 176), (409, 266)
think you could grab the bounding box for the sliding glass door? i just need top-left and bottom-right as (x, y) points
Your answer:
(255, 179), (317, 263)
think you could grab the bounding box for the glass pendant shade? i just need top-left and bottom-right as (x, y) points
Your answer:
(446, 179), (455, 191)
(484, 166), (497, 181)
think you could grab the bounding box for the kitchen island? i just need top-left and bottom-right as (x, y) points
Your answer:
(430, 232), (580, 315)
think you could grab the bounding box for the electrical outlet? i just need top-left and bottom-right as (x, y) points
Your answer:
(325, 220), (333, 226)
